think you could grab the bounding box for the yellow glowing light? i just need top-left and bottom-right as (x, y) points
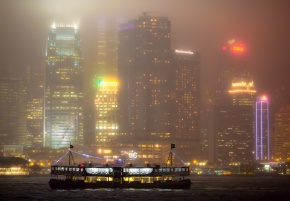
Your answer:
(229, 90), (256, 93)
(98, 80), (118, 87)
(103, 149), (112, 154)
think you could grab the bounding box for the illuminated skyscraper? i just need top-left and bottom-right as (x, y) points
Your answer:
(84, 18), (118, 147)
(274, 106), (290, 161)
(215, 82), (256, 163)
(213, 39), (255, 164)
(27, 98), (43, 147)
(215, 39), (251, 104)
(26, 65), (44, 148)
(44, 24), (84, 149)
(172, 49), (200, 162)
(96, 18), (117, 76)
(118, 14), (172, 159)
(94, 79), (118, 150)
(0, 73), (28, 146)
(255, 96), (270, 161)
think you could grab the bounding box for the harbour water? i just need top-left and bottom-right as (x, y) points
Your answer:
(0, 175), (290, 201)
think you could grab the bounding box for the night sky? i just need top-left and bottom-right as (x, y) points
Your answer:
(1, 0), (290, 111)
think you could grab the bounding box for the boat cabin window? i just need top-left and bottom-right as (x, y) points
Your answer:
(57, 167), (64, 171)
(123, 168), (153, 175)
(85, 168), (112, 175)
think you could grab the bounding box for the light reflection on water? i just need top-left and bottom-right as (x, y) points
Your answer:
(0, 176), (290, 201)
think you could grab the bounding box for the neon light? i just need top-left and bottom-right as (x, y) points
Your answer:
(261, 95), (268, 101)
(255, 96), (270, 161)
(232, 45), (245, 52)
(98, 80), (118, 87)
(231, 81), (254, 87)
(228, 89), (256, 93)
(175, 49), (194, 55)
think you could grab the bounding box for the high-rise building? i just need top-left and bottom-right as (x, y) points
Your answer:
(215, 39), (251, 104)
(215, 82), (256, 163)
(213, 39), (255, 164)
(172, 49), (200, 162)
(118, 14), (172, 160)
(96, 18), (117, 76)
(26, 65), (44, 148)
(94, 79), (119, 150)
(44, 24), (84, 149)
(255, 95), (270, 161)
(274, 106), (290, 161)
(0, 72), (28, 146)
(84, 18), (118, 148)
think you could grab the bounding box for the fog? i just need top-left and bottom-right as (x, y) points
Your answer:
(1, 0), (290, 104)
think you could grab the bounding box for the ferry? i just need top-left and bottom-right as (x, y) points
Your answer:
(49, 144), (191, 189)
(0, 157), (29, 176)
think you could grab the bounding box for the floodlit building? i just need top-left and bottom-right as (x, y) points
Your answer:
(44, 24), (84, 149)
(255, 95), (270, 161)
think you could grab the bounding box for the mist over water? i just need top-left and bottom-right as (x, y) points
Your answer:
(1, 176), (290, 201)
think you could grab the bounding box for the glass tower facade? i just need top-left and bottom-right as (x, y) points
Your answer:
(44, 24), (84, 149)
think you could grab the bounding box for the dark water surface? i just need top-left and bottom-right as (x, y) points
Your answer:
(1, 176), (290, 201)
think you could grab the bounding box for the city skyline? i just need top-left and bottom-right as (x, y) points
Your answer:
(1, 0), (290, 108)
(0, 1), (290, 162)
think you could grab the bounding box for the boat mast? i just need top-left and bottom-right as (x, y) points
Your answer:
(69, 143), (75, 166)
(167, 143), (175, 166)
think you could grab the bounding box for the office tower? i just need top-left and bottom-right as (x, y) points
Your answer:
(172, 49), (201, 162)
(215, 39), (251, 104)
(118, 14), (172, 160)
(84, 18), (118, 147)
(215, 82), (256, 163)
(27, 98), (43, 147)
(213, 39), (255, 164)
(255, 95), (270, 161)
(96, 18), (117, 76)
(94, 79), (118, 151)
(0, 72), (28, 146)
(26, 65), (44, 148)
(44, 24), (84, 149)
(274, 106), (290, 161)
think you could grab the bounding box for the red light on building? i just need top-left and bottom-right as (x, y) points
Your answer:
(260, 95), (268, 102)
